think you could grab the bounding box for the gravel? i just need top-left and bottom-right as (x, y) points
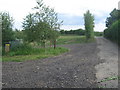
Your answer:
(95, 37), (119, 88)
(2, 39), (103, 88)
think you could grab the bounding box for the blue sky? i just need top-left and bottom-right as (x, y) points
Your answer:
(0, 0), (119, 31)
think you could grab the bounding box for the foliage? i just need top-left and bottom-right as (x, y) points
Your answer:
(84, 10), (94, 40)
(106, 8), (120, 27)
(0, 12), (15, 45)
(104, 8), (120, 45)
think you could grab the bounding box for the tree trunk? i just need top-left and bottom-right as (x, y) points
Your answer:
(53, 40), (56, 49)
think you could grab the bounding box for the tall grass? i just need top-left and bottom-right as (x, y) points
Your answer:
(2, 44), (68, 62)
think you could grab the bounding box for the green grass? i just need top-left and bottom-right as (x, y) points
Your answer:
(2, 47), (68, 62)
(56, 35), (95, 45)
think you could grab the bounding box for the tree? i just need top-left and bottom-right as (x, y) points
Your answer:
(34, 21), (52, 48)
(23, 0), (62, 48)
(84, 10), (94, 40)
(106, 8), (120, 27)
(0, 12), (15, 46)
(104, 8), (120, 45)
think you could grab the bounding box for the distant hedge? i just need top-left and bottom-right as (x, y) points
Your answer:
(104, 20), (120, 45)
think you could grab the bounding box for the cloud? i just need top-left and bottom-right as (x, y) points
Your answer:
(0, 0), (119, 31)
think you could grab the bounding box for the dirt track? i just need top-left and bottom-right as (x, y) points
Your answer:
(95, 37), (118, 88)
(2, 37), (118, 88)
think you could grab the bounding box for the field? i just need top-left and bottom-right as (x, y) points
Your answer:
(57, 35), (85, 45)
(56, 35), (95, 45)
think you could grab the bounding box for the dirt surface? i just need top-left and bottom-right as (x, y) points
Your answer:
(95, 37), (118, 88)
(2, 37), (118, 88)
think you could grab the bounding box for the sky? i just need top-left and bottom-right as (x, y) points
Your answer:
(0, 0), (119, 31)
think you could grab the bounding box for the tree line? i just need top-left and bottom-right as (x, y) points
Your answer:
(104, 8), (120, 45)
(60, 29), (103, 36)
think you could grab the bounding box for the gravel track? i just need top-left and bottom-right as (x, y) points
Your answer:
(2, 39), (104, 88)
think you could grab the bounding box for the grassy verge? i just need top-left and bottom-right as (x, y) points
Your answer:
(2, 47), (68, 62)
